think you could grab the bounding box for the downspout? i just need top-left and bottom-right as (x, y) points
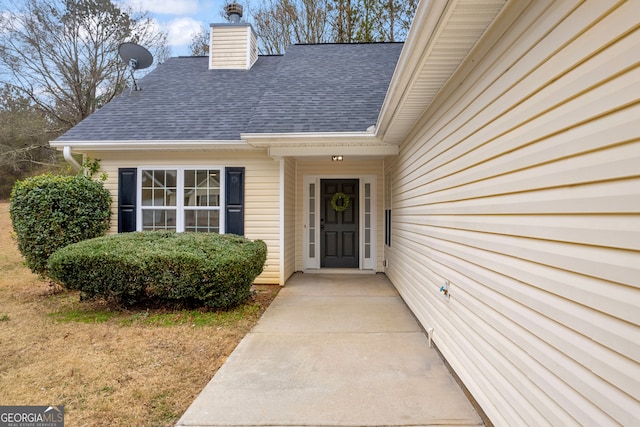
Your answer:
(63, 146), (83, 173)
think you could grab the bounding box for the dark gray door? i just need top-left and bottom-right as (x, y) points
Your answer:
(321, 179), (358, 268)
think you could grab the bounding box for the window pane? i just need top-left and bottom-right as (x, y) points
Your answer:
(142, 209), (176, 231)
(142, 170), (176, 207)
(142, 189), (153, 206)
(208, 171), (220, 188)
(166, 191), (176, 206)
(153, 189), (164, 206)
(185, 209), (220, 233)
(153, 170), (165, 186)
(142, 171), (152, 187)
(197, 170), (208, 187)
(165, 170), (177, 187)
(184, 169), (220, 207)
(184, 169), (196, 188)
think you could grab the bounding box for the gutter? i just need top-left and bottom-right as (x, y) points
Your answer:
(241, 131), (380, 146)
(63, 146), (83, 172)
(51, 140), (258, 151)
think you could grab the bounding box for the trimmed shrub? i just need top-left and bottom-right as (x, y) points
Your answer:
(47, 231), (267, 309)
(10, 174), (112, 276)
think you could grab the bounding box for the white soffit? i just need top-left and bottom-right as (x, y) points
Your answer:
(241, 132), (399, 158)
(379, 0), (507, 145)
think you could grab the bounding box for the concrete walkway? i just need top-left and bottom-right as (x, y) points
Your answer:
(176, 273), (483, 427)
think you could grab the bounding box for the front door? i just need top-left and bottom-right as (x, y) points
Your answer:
(321, 179), (359, 268)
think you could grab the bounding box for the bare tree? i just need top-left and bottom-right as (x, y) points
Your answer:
(0, 0), (169, 130)
(355, 0), (382, 42)
(253, 0), (416, 50)
(189, 25), (210, 56)
(253, 0), (328, 54)
(328, 0), (359, 43)
(0, 84), (59, 198)
(253, 0), (294, 54)
(376, 0), (417, 42)
(291, 0), (329, 45)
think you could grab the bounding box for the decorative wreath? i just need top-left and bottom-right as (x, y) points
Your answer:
(331, 192), (350, 212)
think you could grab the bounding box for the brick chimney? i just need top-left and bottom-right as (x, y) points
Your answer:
(209, 3), (258, 70)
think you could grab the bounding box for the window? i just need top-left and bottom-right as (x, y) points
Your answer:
(141, 169), (178, 231)
(364, 182), (372, 259)
(184, 169), (221, 233)
(139, 168), (222, 233)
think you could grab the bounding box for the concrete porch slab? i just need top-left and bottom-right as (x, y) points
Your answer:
(252, 295), (422, 333)
(176, 273), (483, 427)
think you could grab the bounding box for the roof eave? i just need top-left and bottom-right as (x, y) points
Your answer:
(241, 131), (398, 158)
(50, 140), (258, 151)
(375, 0), (449, 143)
(375, 0), (511, 145)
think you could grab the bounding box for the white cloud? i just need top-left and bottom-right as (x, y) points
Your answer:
(127, 0), (199, 15)
(165, 17), (204, 47)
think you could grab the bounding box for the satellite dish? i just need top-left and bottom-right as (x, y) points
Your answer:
(118, 42), (153, 91)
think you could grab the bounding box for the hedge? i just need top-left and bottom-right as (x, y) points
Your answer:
(10, 174), (111, 276)
(47, 231), (267, 309)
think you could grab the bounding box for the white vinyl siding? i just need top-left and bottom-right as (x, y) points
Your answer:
(385, 1), (640, 426)
(281, 157), (296, 284)
(96, 150), (281, 285)
(248, 27), (258, 68)
(209, 25), (256, 70)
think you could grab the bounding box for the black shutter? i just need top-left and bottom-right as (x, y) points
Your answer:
(225, 167), (245, 235)
(118, 168), (137, 233)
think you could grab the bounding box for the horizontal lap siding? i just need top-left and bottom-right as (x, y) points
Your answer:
(386, 1), (640, 425)
(210, 26), (248, 69)
(282, 158), (296, 283)
(95, 150), (281, 284)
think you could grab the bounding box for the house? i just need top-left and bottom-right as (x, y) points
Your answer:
(52, 0), (640, 425)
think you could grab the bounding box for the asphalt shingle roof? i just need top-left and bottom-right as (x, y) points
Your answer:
(55, 43), (404, 142)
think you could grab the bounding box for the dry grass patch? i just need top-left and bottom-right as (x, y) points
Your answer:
(0, 202), (278, 426)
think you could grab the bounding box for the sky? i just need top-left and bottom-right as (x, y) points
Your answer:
(124, 0), (230, 57)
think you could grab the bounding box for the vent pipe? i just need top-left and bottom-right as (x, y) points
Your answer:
(225, 3), (243, 23)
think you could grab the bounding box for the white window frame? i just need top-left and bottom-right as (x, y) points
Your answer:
(137, 166), (226, 233)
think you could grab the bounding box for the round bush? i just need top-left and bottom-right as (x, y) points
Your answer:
(10, 174), (112, 276)
(47, 231), (267, 309)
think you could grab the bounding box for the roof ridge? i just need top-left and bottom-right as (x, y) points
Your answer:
(293, 41), (404, 46)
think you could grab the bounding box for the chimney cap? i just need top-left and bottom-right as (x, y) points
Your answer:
(224, 3), (243, 23)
